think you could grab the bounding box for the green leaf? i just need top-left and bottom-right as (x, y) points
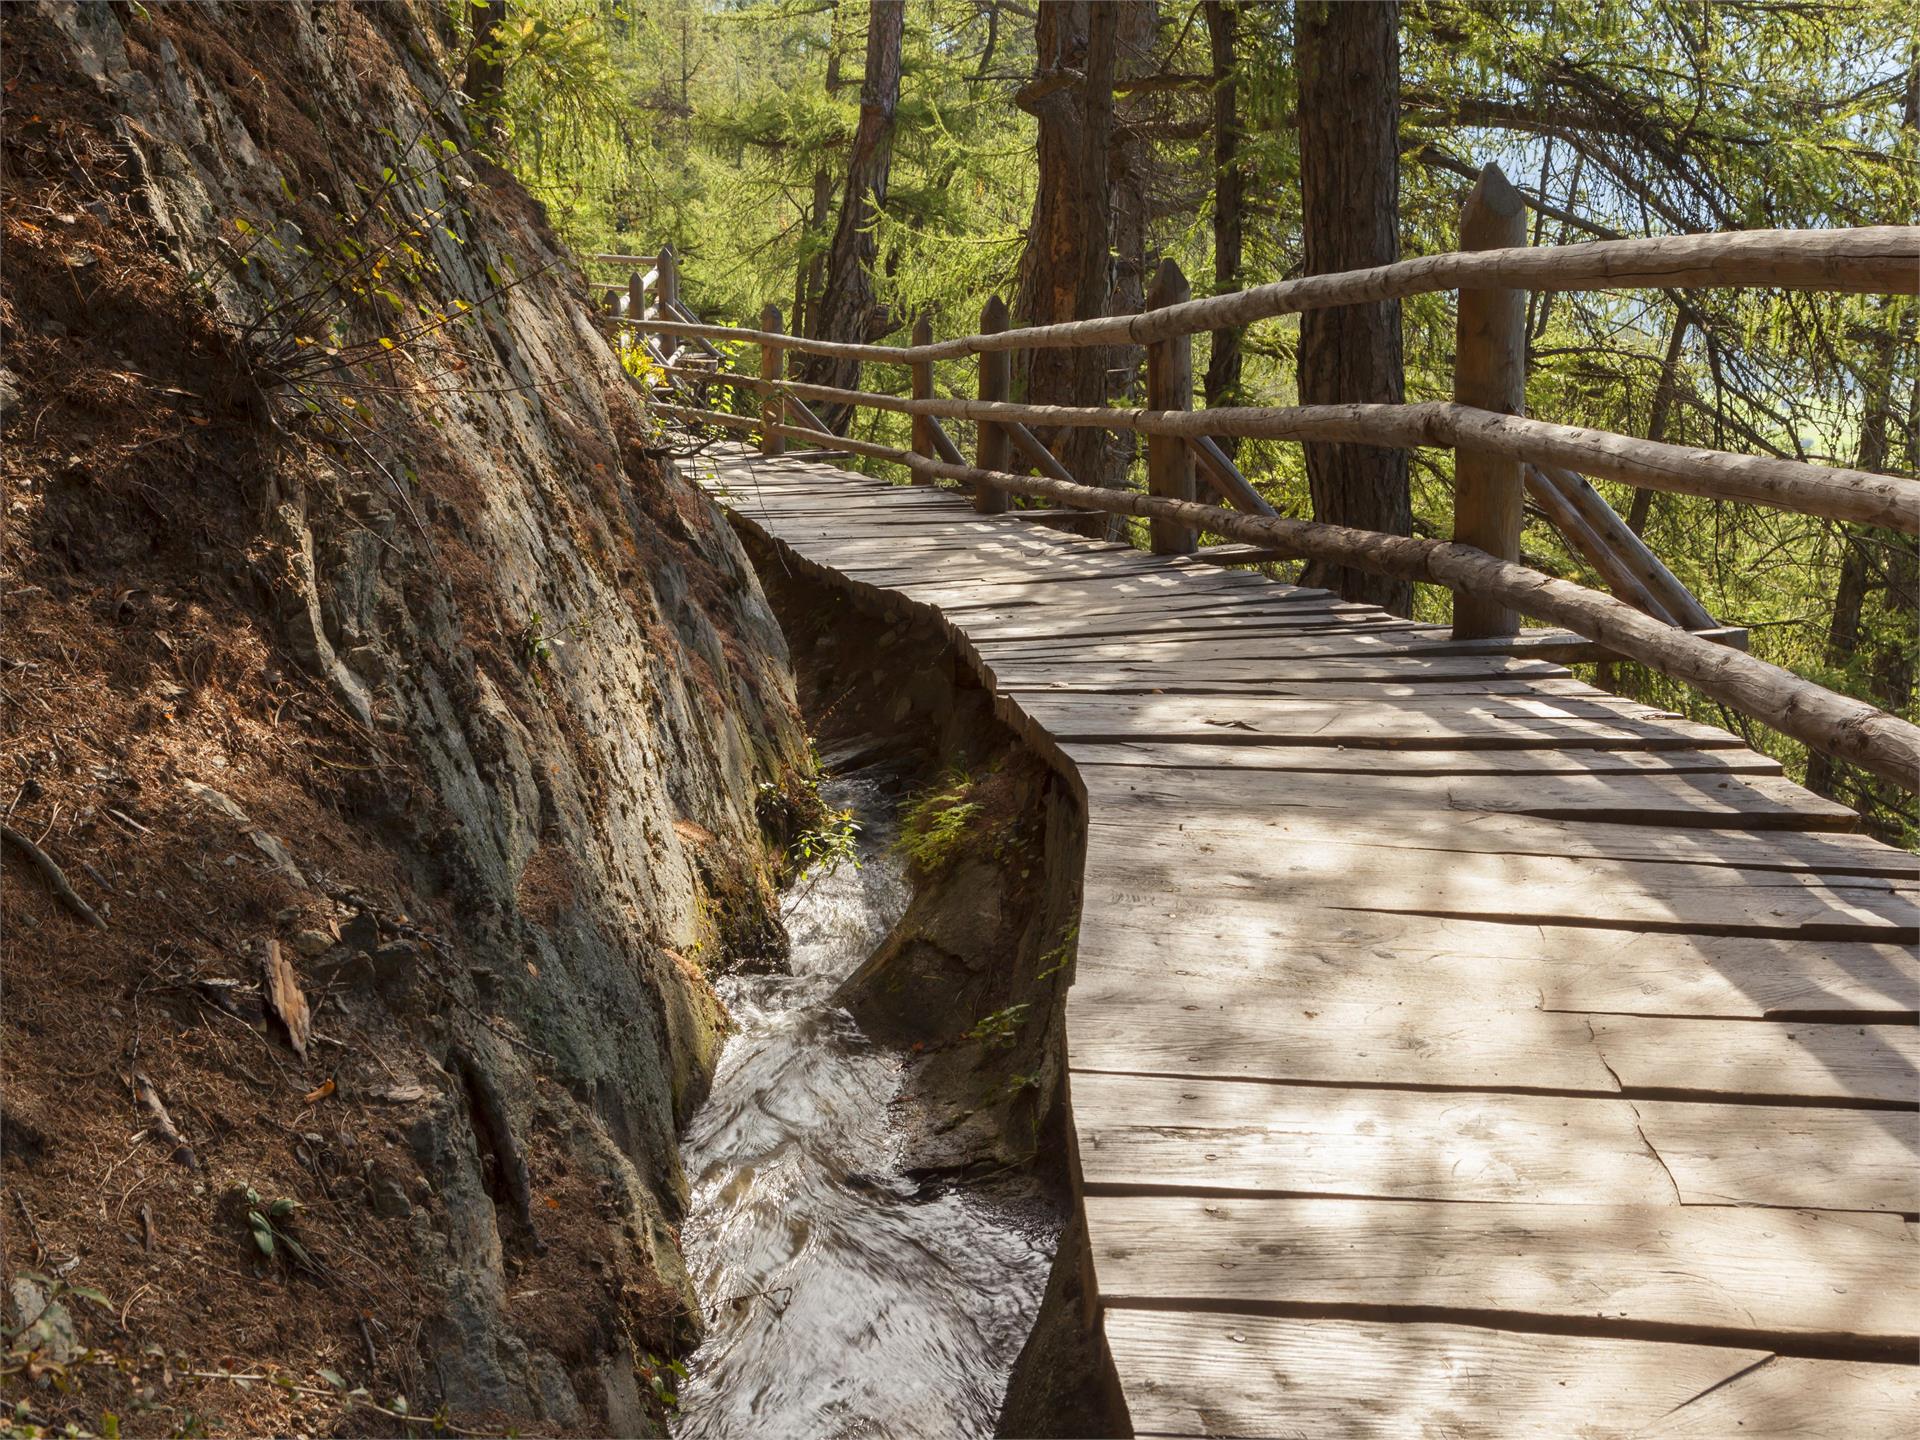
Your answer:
(268, 1198), (299, 1218)
(317, 1369), (346, 1392)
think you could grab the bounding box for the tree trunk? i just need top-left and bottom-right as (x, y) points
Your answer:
(805, 0), (905, 418)
(1295, 0), (1410, 613)
(463, 0), (508, 141)
(1805, 306), (1900, 800)
(1626, 313), (1688, 534)
(1016, 0), (1119, 493)
(1202, 0), (1244, 442)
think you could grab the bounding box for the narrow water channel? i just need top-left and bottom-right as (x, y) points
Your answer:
(673, 768), (1053, 1440)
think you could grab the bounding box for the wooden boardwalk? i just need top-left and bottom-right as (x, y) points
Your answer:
(691, 443), (1920, 1438)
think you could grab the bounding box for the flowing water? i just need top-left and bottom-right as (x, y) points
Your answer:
(673, 770), (1054, 1440)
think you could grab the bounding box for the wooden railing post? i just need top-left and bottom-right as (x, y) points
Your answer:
(910, 313), (935, 484)
(976, 296), (1011, 513)
(759, 303), (784, 456)
(1146, 257), (1198, 554)
(656, 243), (681, 360)
(1451, 163), (1529, 638)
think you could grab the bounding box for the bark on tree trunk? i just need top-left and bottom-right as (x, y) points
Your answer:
(1805, 307), (1901, 800)
(1202, 0), (1244, 443)
(805, 0), (905, 420)
(1295, 0), (1410, 614)
(1016, 0), (1119, 494)
(463, 0), (508, 142)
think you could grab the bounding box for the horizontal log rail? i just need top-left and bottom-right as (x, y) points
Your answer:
(653, 363), (1918, 532)
(656, 398), (1920, 791)
(626, 226), (1918, 363)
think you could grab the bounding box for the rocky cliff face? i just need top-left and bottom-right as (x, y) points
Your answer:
(1, 4), (804, 1433)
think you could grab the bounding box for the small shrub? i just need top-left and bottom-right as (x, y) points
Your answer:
(896, 769), (980, 873)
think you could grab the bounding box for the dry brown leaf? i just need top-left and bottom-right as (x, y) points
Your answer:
(303, 1077), (335, 1104)
(261, 938), (311, 1059)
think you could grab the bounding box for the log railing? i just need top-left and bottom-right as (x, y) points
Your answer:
(608, 192), (1920, 791)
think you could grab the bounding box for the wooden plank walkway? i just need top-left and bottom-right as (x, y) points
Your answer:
(690, 444), (1920, 1438)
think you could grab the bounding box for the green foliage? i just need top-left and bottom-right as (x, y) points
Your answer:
(964, 1003), (1029, 1051)
(793, 806), (860, 880)
(896, 768), (980, 873)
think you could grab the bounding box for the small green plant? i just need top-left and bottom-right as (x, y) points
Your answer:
(1035, 922), (1078, 982)
(637, 1353), (686, 1411)
(519, 610), (556, 668)
(786, 807), (860, 903)
(794, 808), (859, 875)
(965, 1003), (1030, 1051)
(896, 769), (980, 873)
(237, 1185), (315, 1272)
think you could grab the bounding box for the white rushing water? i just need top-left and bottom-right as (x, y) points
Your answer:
(673, 771), (1053, 1440)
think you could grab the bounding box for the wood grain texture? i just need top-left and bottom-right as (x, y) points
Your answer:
(1086, 1193), (1917, 1342)
(1103, 1310), (1917, 1440)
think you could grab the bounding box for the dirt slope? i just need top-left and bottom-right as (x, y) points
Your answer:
(1, 3), (805, 1434)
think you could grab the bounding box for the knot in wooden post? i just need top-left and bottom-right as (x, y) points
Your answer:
(759, 303), (785, 456)
(975, 296), (1011, 514)
(1146, 256), (1198, 555)
(1451, 163), (1529, 638)
(910, 313), (935, 485)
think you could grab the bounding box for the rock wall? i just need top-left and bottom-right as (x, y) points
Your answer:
(2, 3), (804, 1433)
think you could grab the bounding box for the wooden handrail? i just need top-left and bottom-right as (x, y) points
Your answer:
(625, 226), (1918, 362)
(654, 398), (1920, 792)
(651, 366), (1919, 532)
(587, 252), (659, 267)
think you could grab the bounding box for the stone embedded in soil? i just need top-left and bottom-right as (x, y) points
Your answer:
(7, 1280), (77, 1367)
(288, 928), (333, 957)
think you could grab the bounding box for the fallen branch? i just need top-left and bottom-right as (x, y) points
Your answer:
(133, 1071), (197, 1170)
(3, 823), (107, 929)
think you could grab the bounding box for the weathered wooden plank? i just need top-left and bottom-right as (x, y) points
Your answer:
(1069, 974), (1918, 1101)
(1066, 983), (1623, 1090)
(1082, 764), (1858, 830)
(1071, 1072), (1915, 1212)
(1018, 691), (1746, 750)
(1634, 1355), (1920, 1438)
(1587, 1015), (1920, 1104)
(967, 612), (1432, 649)
(1062, 739), (1786, 777)
(1632, 1103), (1919, 1212)
(1103, 1311), (1912, 1440)
(1086, 1194), (1917, 1343)
(1090, 807), (1909, 878)
(1009, 673), (1598, 698)
(1074, 917), (1920, 1023)
(1071, 1071), (1674, 1202)
(1085, 838), (1916, 936)
(990, 653), (1573, 684)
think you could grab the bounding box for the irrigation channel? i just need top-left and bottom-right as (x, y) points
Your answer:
(672, 767), (1054, 1439)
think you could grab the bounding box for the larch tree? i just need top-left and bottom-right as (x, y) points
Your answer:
(806, 0), (905, 411)
(1016, 0), (1120, 492)
(1201, 0), (1245, 435)
(1295, 0), (1411, 613)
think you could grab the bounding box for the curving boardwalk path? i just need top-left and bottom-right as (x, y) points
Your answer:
(690, 443), (1920, 1438)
